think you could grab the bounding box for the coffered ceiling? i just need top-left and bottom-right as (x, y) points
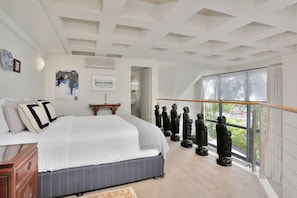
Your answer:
(1, 0), (297, 69)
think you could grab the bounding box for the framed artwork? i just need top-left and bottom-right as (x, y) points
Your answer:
(13, 59), (21, 73)
(55, 70), (79, 100)
(92, 75), (116, 91)
(1, 49), (13, 71)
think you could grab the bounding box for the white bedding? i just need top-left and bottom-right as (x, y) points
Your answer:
(0, 114), (168, 172)
(0, 130), (39, 145)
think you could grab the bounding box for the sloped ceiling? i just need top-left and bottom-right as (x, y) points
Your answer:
(1, 0), (297, 69)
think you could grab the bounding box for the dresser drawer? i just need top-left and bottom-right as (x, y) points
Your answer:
(16, 171), (37, 198)
(16, 152), (37, 186)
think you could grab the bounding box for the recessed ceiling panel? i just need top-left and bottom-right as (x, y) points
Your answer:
(68, 38), (96, 48)
(158, 33), (194, 46)
(106, 54), (122, 58)
(230, 0), (267, 6)
(190, 8), (234, 31)
(122, 0), (177, 23)
(151, 47), (167, 53)
(250, 50), (279, 57)
(113, 24), (149, 42)
(52, 0), (102, 13)
(140, 0), (177, 4)
(226, 45), (255, 54)
(72, 51), (95, 56)
(197, 40), (230, 51)
(182, 51), (198, 56)
(230, 58), (246, 62)
(111, 43), (130, 50)
(275, 3), (297, 20)
(61, 17), (99, 36)
(228, 22), (274, 40)
(206, 54), (224, 59)
(257, 31), (297, 46)
(286, 43), (297, 50)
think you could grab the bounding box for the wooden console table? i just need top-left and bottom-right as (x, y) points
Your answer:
(89, 103), (121, 115)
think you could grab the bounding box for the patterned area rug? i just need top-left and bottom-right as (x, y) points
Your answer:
(82, 187), (137, 198)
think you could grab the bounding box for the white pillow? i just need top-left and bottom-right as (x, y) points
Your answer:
(3, 99), (26, 133)
(18, 103), (49, 133)
(0, 98), (9, 134)
(37, 100), (57, 122)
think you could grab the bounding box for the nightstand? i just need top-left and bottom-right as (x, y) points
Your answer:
(0, 143), (38, 198)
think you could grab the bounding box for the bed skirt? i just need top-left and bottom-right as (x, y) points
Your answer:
(38, 154), (165, 198)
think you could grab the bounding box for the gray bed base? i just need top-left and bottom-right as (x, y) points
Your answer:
(38, 154), (164, 198)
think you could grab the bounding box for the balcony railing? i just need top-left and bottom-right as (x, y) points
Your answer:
(157, 98), (297, 198)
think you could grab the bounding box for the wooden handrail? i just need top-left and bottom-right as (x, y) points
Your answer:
(157, 98), (297, 114)
(258, 103), (297, 114)
(157, 98), (258, 105)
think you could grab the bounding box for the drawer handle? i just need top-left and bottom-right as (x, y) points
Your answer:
(27, 161), (32, 170)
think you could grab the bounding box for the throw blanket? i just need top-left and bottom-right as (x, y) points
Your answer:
(119, 114), (169, 159)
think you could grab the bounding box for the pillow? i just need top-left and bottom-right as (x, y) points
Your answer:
(37, 100), (57, 122)
(18, 103), (49, 133)
(3, 99), (26, 133)
(0, 98), (9, 134)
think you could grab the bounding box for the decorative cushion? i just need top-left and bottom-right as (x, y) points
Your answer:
(18, 103), (49, 133)
(0, 98), (9, 134)
(3, 99), (26, 133)
(37, 100), (57, 122)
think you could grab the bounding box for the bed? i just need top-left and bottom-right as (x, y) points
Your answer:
(0, 98), (169, 198)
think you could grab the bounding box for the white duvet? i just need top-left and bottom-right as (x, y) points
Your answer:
(38, 115), (161, 172)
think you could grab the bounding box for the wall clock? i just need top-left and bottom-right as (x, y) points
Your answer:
(1, 49), (13, 71)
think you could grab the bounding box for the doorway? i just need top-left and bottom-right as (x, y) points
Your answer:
(131, 66), (152, 122)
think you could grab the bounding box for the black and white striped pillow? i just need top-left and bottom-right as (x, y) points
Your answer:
(37, 100), (57, 122)
(18, 103), (49, 133)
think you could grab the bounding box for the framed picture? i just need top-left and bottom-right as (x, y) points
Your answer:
(55, 70), (79, 100)
(92, 75), (116, 91)
(13, 59), (21, 73)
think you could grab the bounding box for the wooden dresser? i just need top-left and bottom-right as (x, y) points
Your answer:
(0, 143), (38, 198)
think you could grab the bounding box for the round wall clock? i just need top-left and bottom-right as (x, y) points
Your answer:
(1, 49), (13, 71)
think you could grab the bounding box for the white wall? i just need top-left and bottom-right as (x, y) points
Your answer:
(281, 53), (297, 198)
(158, 67), (204, 98)
(44, 55), (159, 118)
(0, 19), (44, 99)
(157, 67), (205, 134)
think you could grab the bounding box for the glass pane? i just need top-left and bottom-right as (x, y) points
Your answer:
(203, 76), (219, 100)
(219, 72), (246, 101)
(228, 126), (247, 155)
(222, 104), (247, 157)
(204, 103), (219, 144)
(204, 103), (219, 120)
(206, 121), (217, 143)
(248, 68), (267, 101)
(222, 104), (247, 127)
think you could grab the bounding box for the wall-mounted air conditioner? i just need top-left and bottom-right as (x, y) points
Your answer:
(85, 57), (115, 69)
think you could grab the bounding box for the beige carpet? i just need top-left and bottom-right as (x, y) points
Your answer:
(81, 187), (137, 198)
(65, 138), (269, 198)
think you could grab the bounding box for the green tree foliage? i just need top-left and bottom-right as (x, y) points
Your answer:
(206, 103), (248, 152)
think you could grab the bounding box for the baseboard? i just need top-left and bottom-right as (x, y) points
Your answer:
(258, 178), (279, 198)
